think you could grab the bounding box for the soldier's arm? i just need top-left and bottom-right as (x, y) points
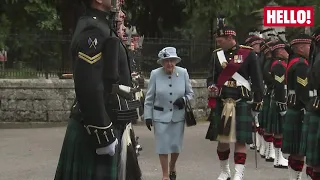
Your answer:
(294, 63), (309, 105)
(248, 51), (264, 111)
(206, 52), (218, 87)
(272, 63), (287, 113)
(73, 30), (117, 148)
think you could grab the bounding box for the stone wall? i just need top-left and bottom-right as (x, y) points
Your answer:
(0, 79), (209, 123)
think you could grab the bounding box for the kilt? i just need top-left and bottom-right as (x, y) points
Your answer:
(54, 118), (121, 180)
(205, 99), (253, 144)
(265, 99), (284, 134)
(305, 111), (320, 166)
(299, 111), (310, 155)
(282, 108), (304, 154)
(260, 95), (271, 128)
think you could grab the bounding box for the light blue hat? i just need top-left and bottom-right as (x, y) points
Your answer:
(157, 47), (181, 64)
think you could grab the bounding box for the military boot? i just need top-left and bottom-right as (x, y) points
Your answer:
(274, 148), (288, 168)
(288, 167), (302, 180)
(265, 141), (275, 162)
(217, 160), (231, 180)
(232, 164), (245, 180)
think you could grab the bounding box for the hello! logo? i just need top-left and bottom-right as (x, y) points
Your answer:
(264, 6), (314, 26)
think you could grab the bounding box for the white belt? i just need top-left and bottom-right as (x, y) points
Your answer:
(288, 90), (317, 97)
(224, 81), (249, 88)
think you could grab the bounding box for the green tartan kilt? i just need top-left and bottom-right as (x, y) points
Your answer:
(299, 111), (311, 156)
(304, 111), (320, 166)
(265, 99), (284, 134)
(205, 99), (253, 144)
(282, 108), (304, 154)
(54, 118), (120, 180)
(260, 95), (271, 129)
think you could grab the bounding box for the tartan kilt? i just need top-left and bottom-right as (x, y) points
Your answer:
(54, 118), (120, 180)
(282, 108), (304, 154)
(299, 111), (311, 156)
(305, 111), (320, 166)
(260, 95), (271, 129)
(265, 99), (284, 134)
(205, 99), (253, 144)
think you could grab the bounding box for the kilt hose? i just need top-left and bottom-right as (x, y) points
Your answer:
(54, 118), (121, 180)
(205, 99), (253, 144)
(282, 108), (304, 154)
(260, 95), (271, 129)
(304, 111), (320, 166)
(265, 99), (284, 134)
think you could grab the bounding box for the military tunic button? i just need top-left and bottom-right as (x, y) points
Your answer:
(170, 101), (172, 103)
(168, 76), (171, 79)
(169, 84), (172, 87)
(170, 109), (172, 111)
(170, 93), (172, 95)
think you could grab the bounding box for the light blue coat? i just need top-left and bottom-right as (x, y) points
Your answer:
(144, 66), (194, 123)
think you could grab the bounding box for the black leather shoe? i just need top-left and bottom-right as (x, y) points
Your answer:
(169, 171), (176, 180)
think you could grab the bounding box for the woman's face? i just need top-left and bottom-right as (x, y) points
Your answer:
(162, 58), (177, 73)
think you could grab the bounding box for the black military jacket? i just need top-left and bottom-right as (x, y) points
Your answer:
(262, 57), (273, 90)
(70, 8), (133, 148)
(270, 59), (287, 110)
(286, 54), (309, 108)
(206, 44), (264, 111)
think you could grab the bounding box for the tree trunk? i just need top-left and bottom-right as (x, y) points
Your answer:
(56, 0), (84, 75)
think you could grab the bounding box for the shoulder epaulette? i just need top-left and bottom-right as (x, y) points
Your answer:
(239, 45), (254, 50)
(213, 48), (222, 52)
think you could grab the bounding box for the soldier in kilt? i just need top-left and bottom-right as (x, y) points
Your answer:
(244, 35), (265, 151)
(258, 40), (274, 159)
(54, 0), (142, 180)
(300, 27), (320, 180)
(264, 40), (289, 168)
(282, 33), (312, 179)
(205, 18), (264, 180)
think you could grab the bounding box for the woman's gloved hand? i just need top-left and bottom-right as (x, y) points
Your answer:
(145, 119), (153, 131)
(173, 97), (185, 109)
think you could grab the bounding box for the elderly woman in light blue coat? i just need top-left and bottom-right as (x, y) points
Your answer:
(144, 47), (194, 180)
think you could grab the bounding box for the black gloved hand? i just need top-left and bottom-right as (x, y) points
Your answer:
(145, 119), (153, 131)
(173, 97), (185, 109)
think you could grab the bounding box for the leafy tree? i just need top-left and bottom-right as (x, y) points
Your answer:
(1, 0), (62, 75)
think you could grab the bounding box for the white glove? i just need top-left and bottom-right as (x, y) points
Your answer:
(96, 138), (118, 156)
(251, 110), (259, 118)
(280, 111), (287, 116)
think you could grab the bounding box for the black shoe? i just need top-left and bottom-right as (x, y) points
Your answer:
(169, 171), (176, 180)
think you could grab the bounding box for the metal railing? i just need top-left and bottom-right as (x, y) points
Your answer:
(0, 34), (212, 79)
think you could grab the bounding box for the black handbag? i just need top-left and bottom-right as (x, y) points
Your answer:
(185, 97), (197, 127)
